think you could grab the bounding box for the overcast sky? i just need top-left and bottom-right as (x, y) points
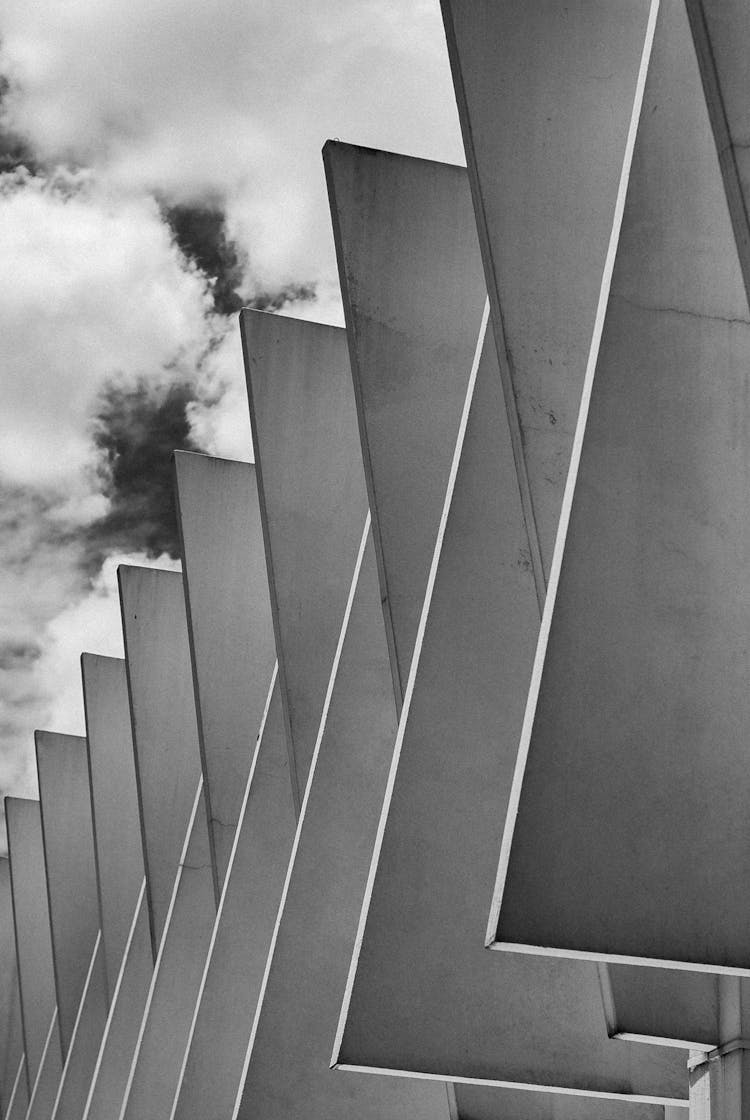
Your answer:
(0, 0), (464, 824)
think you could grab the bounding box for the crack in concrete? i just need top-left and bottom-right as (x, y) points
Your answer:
(614, 292), (750, 327)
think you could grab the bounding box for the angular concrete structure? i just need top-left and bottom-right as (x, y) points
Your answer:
(82, 654), (144, 1002)
(5, 798), (59, 1099)
(174, 452), (276, 890)
(491, 0), (750, 977)
(119, 567), (206, 955)
(80, 655), (150, 1120)
(0, 862), (23, 1118)
(166, 451), (288, 1120)
(441, 0), (654, 590)
(333, 304), (684, 1100)
(170, 673), (292, 1120)
(6, 0), (750, 1114)
(117, 566), (216, 1120)
(324, 141), (486, 704)
(236, 310), (451, 1120)
(241, 310), (368, 804)
(35, 730), (108, 1120)
(235, 522), (451, 1120)
(35, 732), (100, 1059)
(327, 136), (687, 1114)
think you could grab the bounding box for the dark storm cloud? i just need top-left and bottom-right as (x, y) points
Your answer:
(249, 281), (317, 311)
(0, 74), (38, 175)
(163, 198), (318, 317)
(163, 200), (247, 316)
(83, 377), (205, 569)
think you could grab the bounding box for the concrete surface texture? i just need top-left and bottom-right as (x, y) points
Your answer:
(441, 0), (653, 587)
(80, 891), (151, 1120)
(241, 310), (368, 807)
(34, 732), (108, 1120)
(81, 654), (145, 1002)
(493, 0), (750, 975)
(562, 0), (750, 1052)
(238, 308), (450, 1120)
(174, 452), (276, 891)
(118, 566), (204, 956)
(172, 329), (351, 1119)
(324, 141), (486, 704)
(170, 674), (294, 1120)
(327, 137), (686, 1116)
(5, 798), (59, 1098)
(116, 566), (215, 1120)
(78, 656), (151, 1120)
(35, 733), (99, 1059)
(236, 523), (451, 1120)
(333, 309), (685, 1099)
(6, 0), (749, 1113)
(0, 863), (23, 1116)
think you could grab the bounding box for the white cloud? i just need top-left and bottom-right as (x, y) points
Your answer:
(0, 0), (463, 813)
(0, 0), (464, 285)
(39, 550), (182, 739)
(186, 318), (253, 463)
(0, 543), (182, 818)
(0, 170), (213, 489)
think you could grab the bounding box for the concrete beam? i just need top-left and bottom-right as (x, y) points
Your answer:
(170, 672), (294, 1120)
(35, 732), (99, 1059)
(326, 136), (686, 1112)
(236, 523), (451, 1120)
(35, 730), (109, 1120)
(324, 141), (486, 702)
(235, 310), (449, 1120)
(570, 0), (750, 1054)
(333, 307), (685, 1100)
(0, 860), (22, 1116)
(49, 935), (107, 1120)
(441, 0), (653, 591)
(82, 654), (145, 999)
(4, 1055), (27, 1120)
(241, 310), (368, 806)
(174, 313), (371, 1118)
(491, 0), (750, 976)
(166, 451), (291, 1120)
(174, 452), (276, 890)
(5, 798), (59, 1096)
(119, 566), (206, 955)
(81, 890), (151, 1120)
(79, 655), (151, 1120)
(117, 565), (215, 1120)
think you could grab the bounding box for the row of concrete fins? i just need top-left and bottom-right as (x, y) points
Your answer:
(4, 0), (750, 1118)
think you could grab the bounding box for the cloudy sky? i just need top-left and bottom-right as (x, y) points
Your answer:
(0, 0), (464, 828)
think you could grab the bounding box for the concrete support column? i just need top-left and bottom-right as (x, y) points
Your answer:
(689, 981), (750, 1120)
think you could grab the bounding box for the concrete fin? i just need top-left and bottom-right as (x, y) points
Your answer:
(35, 731), (99, 1058)
(441, 0), (653, 584)
(494, 0), (750, 975)
(333, 312), (685, 1098)
(170, 674), (295, 1120)
(118, 565), (202, 952)
(236, 528), (450, 1120)
(241, 310), (368, 804)
(82, 654), (145, 1000)
(324, 141), (486, 701)
(0, 862), (24, 1113)
(119, 781), (216, 1120)
(174, 452), (276, 892)
(5, 798), (59, 1092)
